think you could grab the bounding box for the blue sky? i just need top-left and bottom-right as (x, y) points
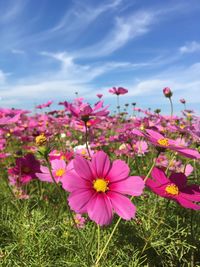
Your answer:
(0, 0), (200, 114)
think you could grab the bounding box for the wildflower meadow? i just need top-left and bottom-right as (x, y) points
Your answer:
(0, 88), (200, 267)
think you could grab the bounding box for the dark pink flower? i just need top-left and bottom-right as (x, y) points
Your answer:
(180, 98), (186, 104)
(97, 94), (103, 99)
(8, 153), (40, 185)
(62, 151), (144, 226)
(146, 167), (200, 210)
(109, 87), (128, 95)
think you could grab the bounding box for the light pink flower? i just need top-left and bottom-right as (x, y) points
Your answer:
(62, 151), (144, 226)
(36, 159), (73, 183)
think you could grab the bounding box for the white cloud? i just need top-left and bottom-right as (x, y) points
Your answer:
(0, 70), (7, 84)
(78, 11), (155, 57)
(180, 41), (200, 54)
(11, 49), (25, 55)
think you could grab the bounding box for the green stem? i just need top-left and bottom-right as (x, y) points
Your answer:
(169, 97), (173, 119)
(95, 158), (157, 265)
(87, 224), (96, 266)
(84, 122), (91, 158)
(117, 95), (120, 114)
(45, 157), (87, 255)
(97, 224), (101, 260)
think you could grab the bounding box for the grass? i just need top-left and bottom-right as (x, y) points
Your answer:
(1, 161), (200, 267)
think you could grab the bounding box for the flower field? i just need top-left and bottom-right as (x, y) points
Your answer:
(0, 88), (200, 267)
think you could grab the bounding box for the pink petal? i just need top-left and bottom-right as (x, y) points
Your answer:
(110, 176), (144, 196)
(68, 189), (94, 213)
(107, 192), (136, 220)
(51, 159), (66, 170)
(107, 160), (129, 182)
(62, 171), (91, 192)
(146, 129), (164, 140)
(87, 193), (113, 226)
(146, 181), (168, 197)
(91, 151), (111, 178)
(73, 155), (93, 181)
(151, 167), (168, 184)
(184, 164), (193, 176)
(36, 172), (53, 183)
(176, 147), (200, 160)
(176, 196), (200, 210)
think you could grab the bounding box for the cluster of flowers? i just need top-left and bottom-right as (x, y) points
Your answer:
(1, 87), (200, 227)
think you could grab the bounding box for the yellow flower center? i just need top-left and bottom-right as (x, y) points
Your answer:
(165, 184), (179, 195)
(55, 168), (65, 177)
(81, 150), (87, 155)
(93, 178), (109, 193)
(157, 138), (169, 147)
(35, 134), (47, 146)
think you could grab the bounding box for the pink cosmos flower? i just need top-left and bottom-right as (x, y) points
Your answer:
(134, 140), (148, 156)
(36, 159), (72, 183)
(109, 87), (128, 95)
(36, 100), (53, 109)
(62, 151), (144, 226)
(65, 100), (109, 121)
(163, 87), (173, 98)
(146, 167), (200, 210)
(74, 214), (86, 228)
(145, 129), (200, 160)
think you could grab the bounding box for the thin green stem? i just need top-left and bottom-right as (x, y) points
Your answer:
(87, 223), (96, 266)
(169, 97), (173, 119)
(97, 224), (101, 260)
(95, 158), (157, 265)
(84, 122), (91, 158)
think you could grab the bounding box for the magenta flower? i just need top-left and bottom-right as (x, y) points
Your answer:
(62, 151), (144, 226)
(65, 100), (109, 122)
(180, 98), (186, 104)
(109, 87), (128, 95)
(146, 167), (200, 210)
(145, 129), (200, 160)
(36, 100), (53, 109)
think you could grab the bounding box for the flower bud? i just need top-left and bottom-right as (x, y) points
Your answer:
(163, 87), (173, 98)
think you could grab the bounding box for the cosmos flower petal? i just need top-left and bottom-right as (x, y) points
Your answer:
(107, 192), (136, 220)
(151, 167), (169, 184)
(108, 160), (129, 182)
(87, 193), (113, 226)
(36, 172), (53, 183)
(62, 171), (91, 192)
(51, 159), (66, 170)
(176, 196), (200, 210)
(73, 155), (93, 180)
(68, 189), (94, 213)
(91, 151), (111, 178)
(110, 176), (144, 196)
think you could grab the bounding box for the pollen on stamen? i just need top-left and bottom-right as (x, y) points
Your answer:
(165, 184), (179, 195)
(93, 178), (109, 193)
(157, 138), (169, 147)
